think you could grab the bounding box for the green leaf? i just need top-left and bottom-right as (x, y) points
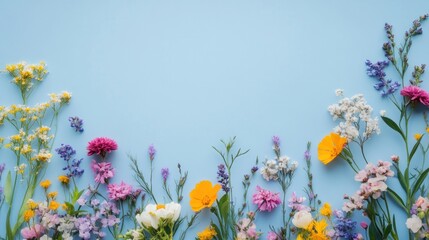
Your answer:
(411, 168), (429, 197)
(383, 224), (392, 238)
(4, 171), (12, 205)
(409, 136), (423, 162)
(381, 116), (405, 140)
(387, 188), (407, 211)
(395, 165), (407, 192)
(218, 194), (230, 220)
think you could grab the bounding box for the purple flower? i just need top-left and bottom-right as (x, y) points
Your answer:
(68, 116), (84, 133)
(87, 137), (118, 159)
(91, 160), (115, 184)
(272, 136), (280, 148)
(332, 211), (359, 239)
(251, 166), (259, 174)
(0, 163), (5, 176)
(56, 144), (84, 177)
(365, 60), (400, 97)
(217, 164), (230, 193)
(161, 168), (169, 182)
(267, 231), (279, 240)
(252, 186), (281, 212)
(107, 182), (133, 201)
(148, 144), (156, 161)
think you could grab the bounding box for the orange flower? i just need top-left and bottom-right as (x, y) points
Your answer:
(49, 201), (60, 211)
(317, 133), (347, 165)
(40, 179), (51, 189)
(189, 180), (221, 212)
(23, 210), (35, 222)
(197, 225), (217, 240)
(58, 175), (69, 184)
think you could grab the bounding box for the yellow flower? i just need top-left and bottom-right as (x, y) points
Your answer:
(49, 201), (60, 211)
(35, 149), (52, 162)
(40, 179), (51, 189)
(48, 191), (58, 199)
(317, 133), (347, 165)
(189, 180), (221, 212)
(320, 203), (332, 217)
(58, 175), (70, 184)
(60, 91), (72, 103)
(197, 226), (217, 240)
(414, 133), (422, 141)
(426, 127), (429, 134)
(306, 219), (329, 240)
(23, 210), (35, 222)
(62, 203), (68, 211)
(27, 199), (38, 210)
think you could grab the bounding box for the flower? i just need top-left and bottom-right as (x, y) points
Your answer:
(56, 144), (84, 177)
(21, 224), (45, 239)
(414, 133), (423, 140)
(320, 202), (332, 217)
(49, 201), (60, 211)
(58, 175), (69, 184)
(136, 202), (181, 229)
(107, 182), (133, 201)
(68, 116), (84, 132)
(236, 218), (260, 239)
(40, 180), (51, 189)
(197, 226), (217, 240)
(401, 85), (429, 106)
(318, 133), (347, 165)
(189, 180), (221, 212)
(252, 186), (281, 212)
(292, 210), (313, 229)
(217, 164), (229, 193)
(365, 60), (400, 96)
(148, 144), (156, 161)
(259, 159), (279, 181)
(91, 160), (114, 184)
(87, 137), (118, 158)
(406, 215), (423, 233)
(47, 191), (58, 199)
(161, 168), (169, 183)
(267, 231), (279, 240)
(24, 209), (35, 222)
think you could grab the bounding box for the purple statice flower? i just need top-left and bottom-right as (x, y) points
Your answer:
(76, 216), (95, 240)
(148, 144), (156, 161)
(217, 164), (230, 193)
(68, 116), (84, 133)
(56, 144), (84, 177)
(161, 168), (169, 182)
(365, 60), (400, 97)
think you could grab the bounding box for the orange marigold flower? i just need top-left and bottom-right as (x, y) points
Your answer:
(49, 201), (60, 211)
(317, 133), (347, 165)
(40, 179), (51, 189)
(189, 180), (221, 212)
(58, 175), (69, 184)
(24, 210), (35, 222)
(197, 225), (217, 240)
(47, 191), (58, 199)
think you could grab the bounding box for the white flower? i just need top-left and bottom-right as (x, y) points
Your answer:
(335, 89), (344, 96)
(380, 110), (386, 116)
(406, 215), (422, 233)
(136, 202), (181, 230)
(260, 159), (279, 181)
(292, 210), (313, 229)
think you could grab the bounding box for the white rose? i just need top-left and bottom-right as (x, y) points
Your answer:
(136, 204), (160, 229)
(292, 210), (313, 229)
(406, 215), (422, 233)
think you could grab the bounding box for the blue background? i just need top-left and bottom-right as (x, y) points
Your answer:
(1, 0), (429, 239)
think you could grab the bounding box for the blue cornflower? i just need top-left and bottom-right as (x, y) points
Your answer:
(68, 116), (84, 133)
(365, 60), (400, 97)
(217, 164), (230, 193)
(56, 144), (84, 178)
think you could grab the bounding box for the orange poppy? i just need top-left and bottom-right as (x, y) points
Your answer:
(317, 133), (347, 165)
(189, 180), (221, 212)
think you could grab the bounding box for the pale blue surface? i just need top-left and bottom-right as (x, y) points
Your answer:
(1, 0), (429, 239)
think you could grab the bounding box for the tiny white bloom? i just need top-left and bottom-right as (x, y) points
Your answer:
(406, 215), (422, 233)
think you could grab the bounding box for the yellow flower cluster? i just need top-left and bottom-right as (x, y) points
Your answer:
(5, 62), (48, 88)
(197, 226), (217, 240)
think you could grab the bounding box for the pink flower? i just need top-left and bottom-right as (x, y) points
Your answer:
(21, 224), (44, 239)
(91, 160), (115, 184)
(87, 137), (118, 158)
(252, 186), (281, 212)
(267, 231), (279, 240)
(107, 181), (133, 201)
(400, 85), (429, 106)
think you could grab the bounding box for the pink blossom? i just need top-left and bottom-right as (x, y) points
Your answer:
(91, 160), (115, 184)
(400, 85), (429, 106)
(267, 231), (279, 240)
(107, 181), (133, 201)
(87, 137), (118, 158)
(252, 186), (281, 212)
(21, 224), (44, 239)
(288, 192), (310, 211)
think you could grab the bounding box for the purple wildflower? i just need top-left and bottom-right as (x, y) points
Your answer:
(68, 116), (84, 133)
(272, 136), (280, 148)
(148, 144), (156, 161)
(333, 210), (359, 240)
(56, 144), (84, 177)
(217, 164), (230, 193)
(161, 168), (169, 182)
(251, 165), (259, 174)
(365, 60), (400, 96)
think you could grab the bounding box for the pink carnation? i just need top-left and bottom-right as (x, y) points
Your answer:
(252, 186), (281, 212)
(87, 137), (118, 158)
(21, 224), (44, 239)
(400, 85), (429, 106)
(91, 160), (115, 184)
(107, 181), (133, 201)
